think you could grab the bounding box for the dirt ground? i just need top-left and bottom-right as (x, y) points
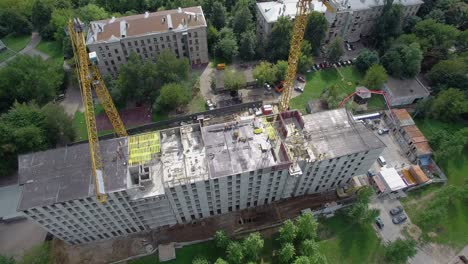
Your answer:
(52, 191), (339, 264)
(96, 106), (151, 131)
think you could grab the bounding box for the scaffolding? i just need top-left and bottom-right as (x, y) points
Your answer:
(128, 132), (161, 166)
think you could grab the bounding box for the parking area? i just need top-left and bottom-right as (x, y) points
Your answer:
(370, 197), (411, 243)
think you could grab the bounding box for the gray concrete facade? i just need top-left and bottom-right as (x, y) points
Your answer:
(17, 109), (385, 245)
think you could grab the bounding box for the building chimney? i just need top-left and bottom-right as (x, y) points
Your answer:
(144, 11), (149, 18)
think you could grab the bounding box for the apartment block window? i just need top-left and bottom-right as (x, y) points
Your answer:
(147, 39), (150, 44)
(188, 32), (192, 38)
(194, 32), (198, 37)
(136, 48), (140, 53)
(140, 40), (145, 46)
(117, 56), (121, 62)
(110, 60), (115, 65)
(114, 49), (119, 54)
(108, 53), (111, 57)
(134, 41), (138, 46)
(105, 46), (109, 50)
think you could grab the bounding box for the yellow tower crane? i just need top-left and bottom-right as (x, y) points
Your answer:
(68, 18), (128, 203)
(279, 0), (335, 112)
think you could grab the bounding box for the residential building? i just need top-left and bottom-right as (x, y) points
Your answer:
(17, 109), (385, 245)
(86, 6), (209, 78)
(256, 0), (423, 44)
(256, 0), (327, 43)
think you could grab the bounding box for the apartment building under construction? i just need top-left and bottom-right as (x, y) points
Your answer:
(17, 109), (385, 245)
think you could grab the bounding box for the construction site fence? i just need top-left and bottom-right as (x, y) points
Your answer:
(70, 101), (263, 146)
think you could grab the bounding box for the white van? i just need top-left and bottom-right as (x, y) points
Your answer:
(378, 156), (386, 166)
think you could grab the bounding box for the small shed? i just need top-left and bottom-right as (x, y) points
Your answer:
(409, 165), (429, 184)
(378, 167), (407, 193)
(383, 77), (430, 106)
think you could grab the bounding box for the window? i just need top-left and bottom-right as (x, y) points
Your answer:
(114, 49), (119, 54)
(134, 41), (138, 46)
(117, 56), (121, 62)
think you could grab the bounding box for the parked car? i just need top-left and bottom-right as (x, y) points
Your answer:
(392, 214), (407, 224)
(367, 170), (376, 177)
(297, 76), (306, 82)
(264, 83), (272, 91)
(375, 217), (384, 229)
(294, 86), (304, 92)
(206, 99), (216, 110)
(345, 42), (352, 51)
(390, 206), (404, 216)
(378, 128), (389, 135)
(378, 156), (386, 166)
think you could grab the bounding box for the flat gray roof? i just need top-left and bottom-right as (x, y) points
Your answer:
(301, 109), (386, 159)
(384, 77), (430, 98)
(18, 138), (128, 211)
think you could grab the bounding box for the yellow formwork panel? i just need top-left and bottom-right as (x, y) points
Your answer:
(261, 117), (276, 141)
(128, 132), (160, 166)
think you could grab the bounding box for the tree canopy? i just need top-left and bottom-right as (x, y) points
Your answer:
(427, 58), (468, 92)
(362, 64), (388, 90)
(304, 12), (328, 55)
(384, 239), (417, 264)
(325, 37), (344, 63)
(253, 61), (277, 85)
(381, 43), (423, 78)
(346, 186), (379, 226)
(279, 243), (296, 264)
(154, 83), (190, 111)
(279, 219), (298, 244)
(373, 2), (403, 49)
(211, 2), (227, 30)
(0, 55), (64, 113)
(239, 30), (257, 60)
(224, 68), (245, 90)
(430, 88), (468, 121)
(216, 27), (239, 62)
(268, 16), (292, 61)
(242, 232), (264, 261)
(355, 49), (380, 72)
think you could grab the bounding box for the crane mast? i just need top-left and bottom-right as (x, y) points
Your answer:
(68, 19), (127, 203)
(279, 0), (312, 112)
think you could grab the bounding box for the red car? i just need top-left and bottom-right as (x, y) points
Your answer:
(297, 76), (306, 82)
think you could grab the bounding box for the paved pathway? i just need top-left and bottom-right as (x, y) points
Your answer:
(0, 32), (49, 67)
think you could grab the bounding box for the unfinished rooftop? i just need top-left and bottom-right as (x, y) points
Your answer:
(17, 109), (385, 210)
(86, 6), (207, 45)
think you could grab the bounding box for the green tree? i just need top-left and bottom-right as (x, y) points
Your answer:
(300, 239), (319, 257)
(346, 187), (379, 226)
(31, 0), (52, 31)
(232, 5), (252, 36)
(428, 128), (468, 162)
(155, 83), (190, 111)
(242, 232), (264, 261)
(268, 16), (292, 61)
(296, 213), (318, 241)
(224, 68), (245, 90)
(304, 11), (328, 55)
(381, 43), (423, 78)
(321, 84), (346, 109)
(253, 61), (276, 85)
(214, 230), (230, 249)
(211, 2), (227, 29)
(227, 241), (244, 264)
(214, 258), (229, 264)
(0, 55), (64, 112)
(355, 49), (380, 73)
(384, 239), (417, 264)
(50, 8), (73, 42)
(0, 9), (32, 36)
(275, 60), (288, 81)
(216, 28), (238, 62)
(192, 257), (209, 264)
(77, 4), (109, 23)
(207, 24), (219, 53)
(298, 40), (314, 74)
(0, 255), (15, 264)
(456, 30), (468, 52)
(279, 219), (298, 244)
(325, 37), (344, 63)
(373, 2), (403, 48)
(155, 49), (190, 84)
(414, 19), (460, 51)
(430, 88), (468, 121)
(278, 243), (296, 264)
(239, 30), (257, 60)
(427, 58), (468, 92)
(362, 65), (388, 90)
(41, 103), (75, 146)
(403, 15), (421, 33)
(294, 256), (311, 264)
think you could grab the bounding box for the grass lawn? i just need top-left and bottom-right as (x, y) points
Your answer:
(290, 66), (365, 113)
(187, 95), (206, 113)
(35, 40), (64, 65)
(72, 104), (115, 141)
(401, 118), (468, 250)
(0, 34), (31, 62)
(318, 214), (384, 264)
(2, 34), (31, 52)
